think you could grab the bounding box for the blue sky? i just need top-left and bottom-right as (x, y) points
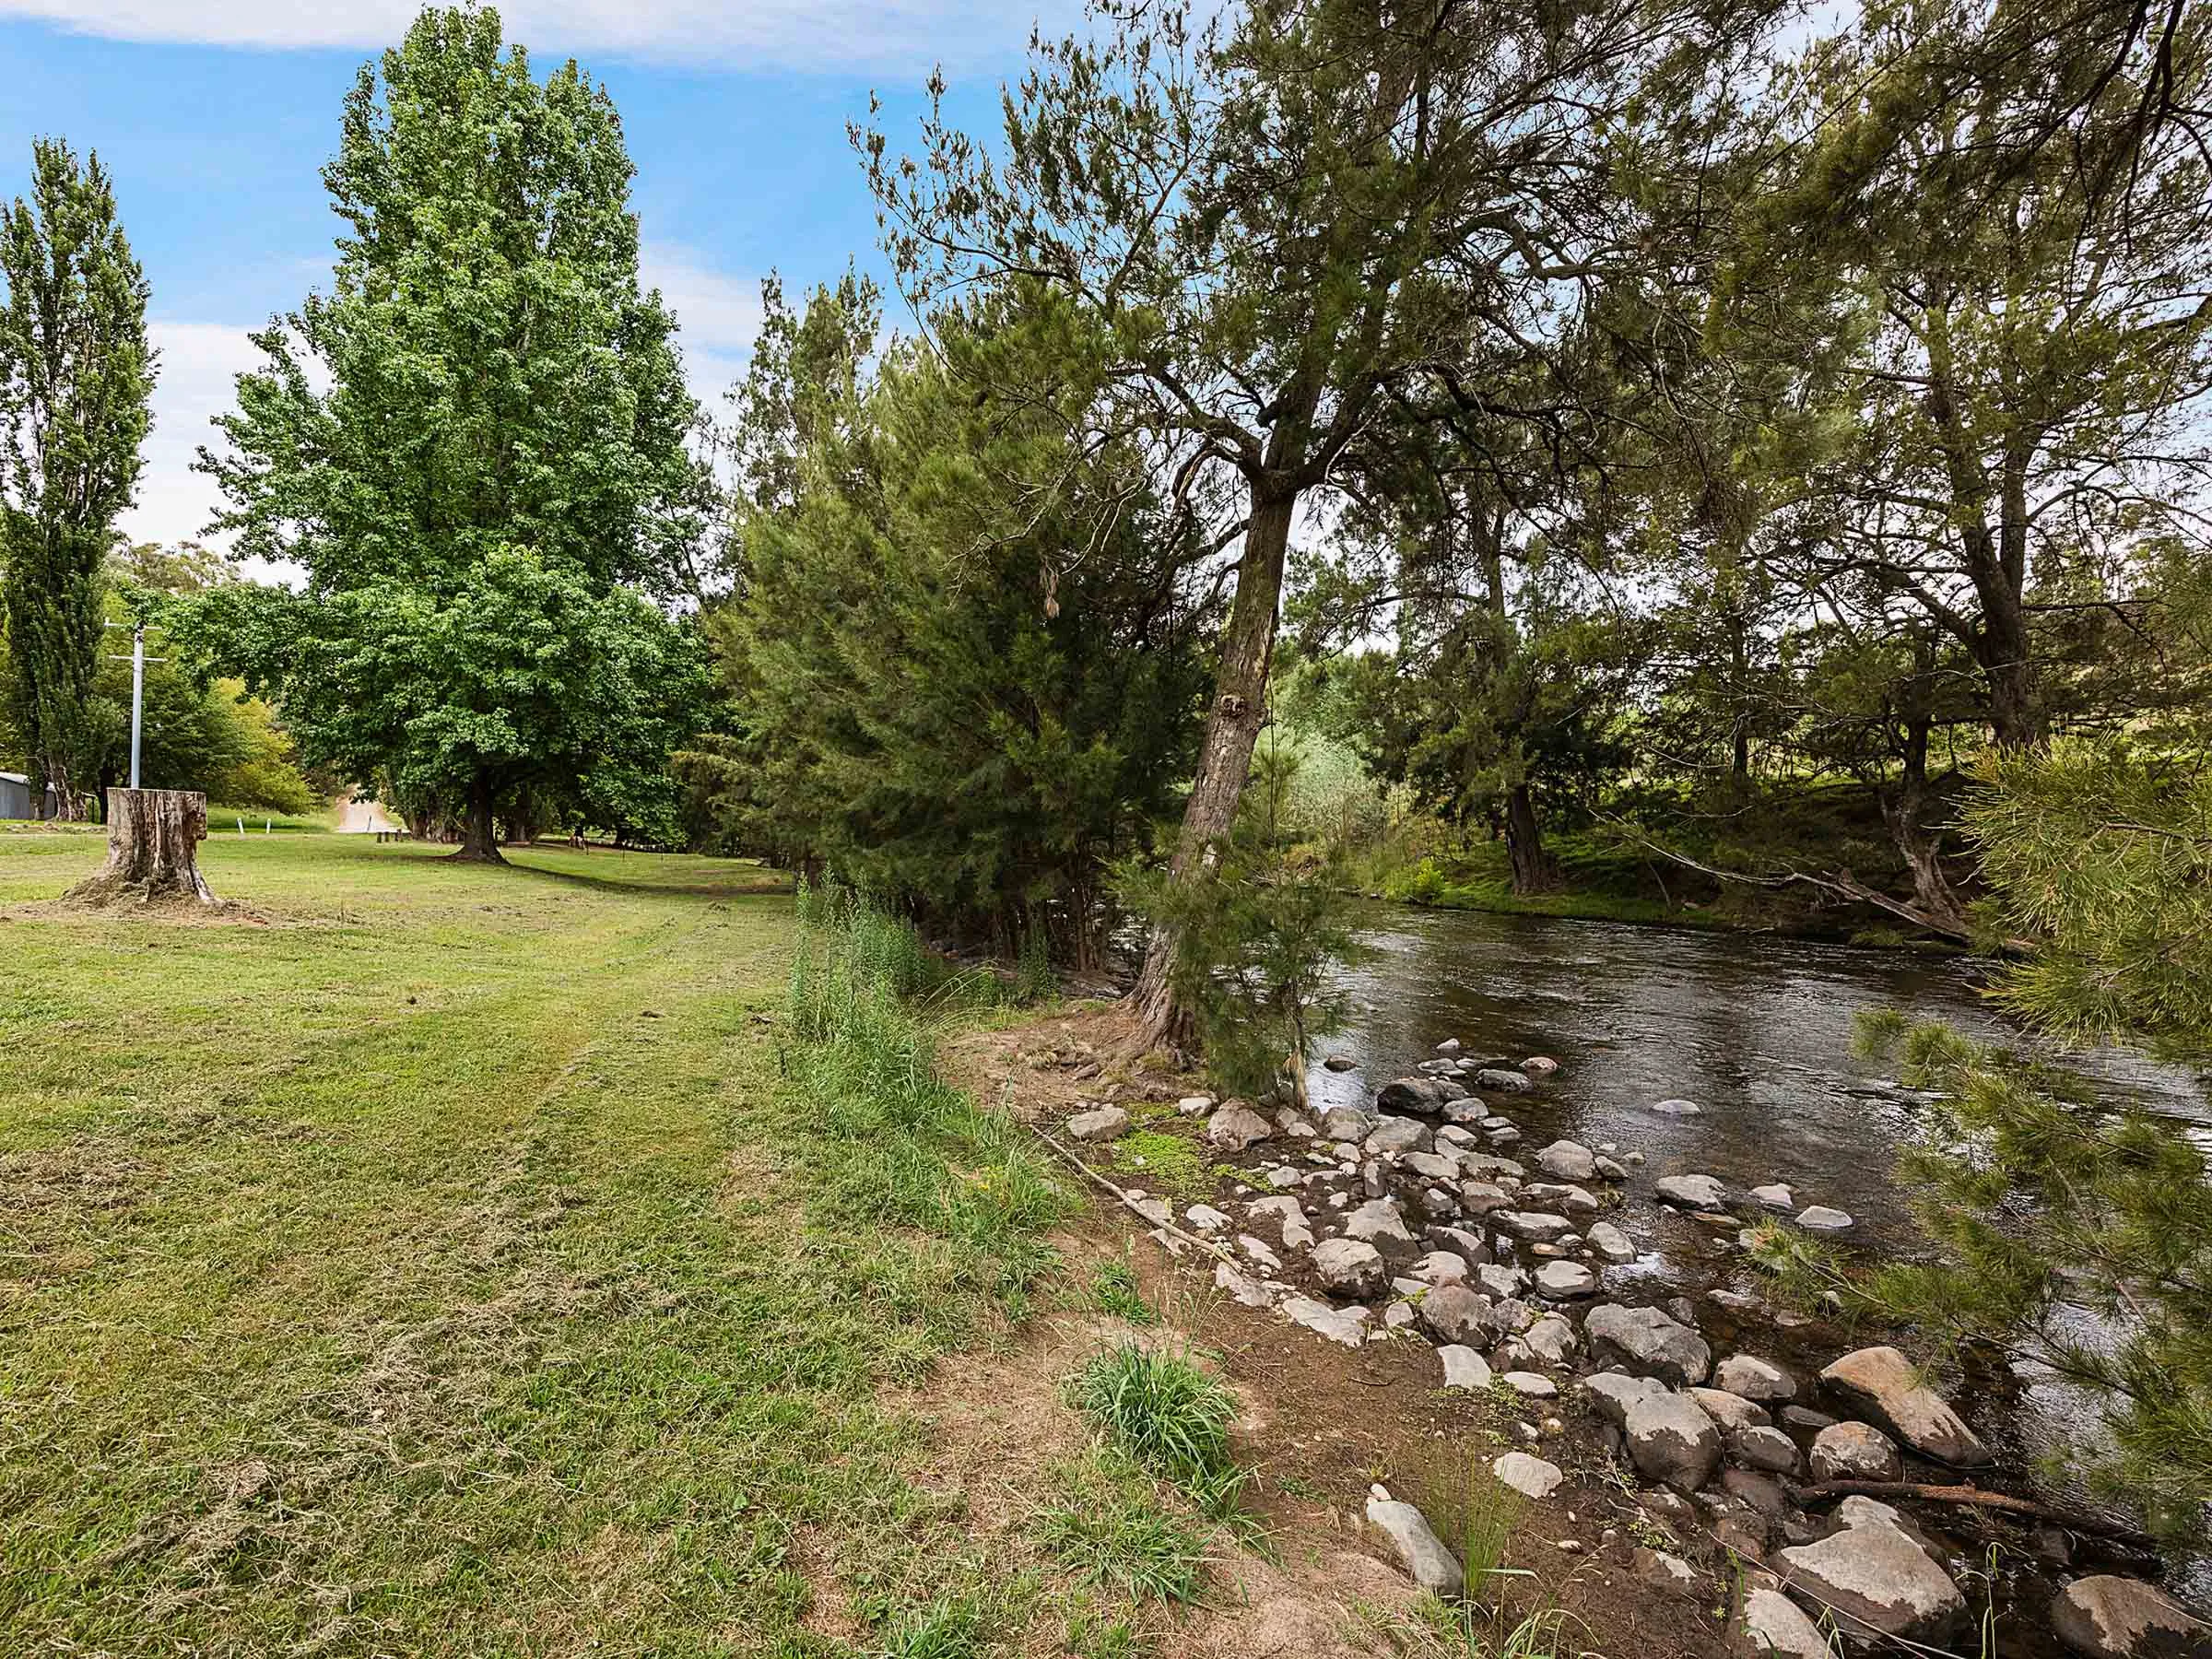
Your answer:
(0, 3), (1054, 553)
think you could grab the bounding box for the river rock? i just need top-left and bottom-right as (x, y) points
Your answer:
(1776, 1506), (1965, 1644)
(1491, 1452), (1563, 1500)
(1184, 1203), (1232, 1232)
(1323, 1053), (1356, 1072)
(1820, 1346), (1992, 1465)
(1459, 1180), (1514, 1215)
(1733, 1424), (1801, 1475)
(1207, 1102), (1275, 1150)
(1435, 1038), (1463, 1055)
(1582, 1371), (1667, 1428)
(1439, 1345), (1493, 1390)
(1407, 1249), (1469, 1288)
(1213, 1261), (1275, 1308)
(1496, 1210), (1576, 1244)
(1366, 1490), (1465, 1598)
(1320, 1105), (1374, 1140)
(1535, 1140), (1598, 1182)
(1586, 1303), (1712, 1386)
(1066, 1105), (1129, 1141)
(1649, 1097), (1704, 1115)
(1633, 1547), (1700, 1594)
(1523, 1055), (1560, 1077)
(1345, 1197), (1415, 1246)
(1365, 1114), (1432, 1156)
(2051, 1575), (2212, 1659)
(1420, 1285), (1502, 1346)
(1239, 1234), (1282, 1271)
(1476, 1067), (1534, 1093)
(1502, 1370), (1558, 1398)
(1477, 1263), (1530, 1299)
(1714, 1353), (1797, 1403)
(1520, 1312), (1580, 1364)
(1751, 1182), (1796, 1210)
(1534, 1260), (1597, 1300)
(1313, 1237), (1386, 1296)
(1427, 1225), (1492, 1270)
(1522, 1182), (1600, 1216)
(1654, 1172), (1730, 1209)
(1811, 1420), (1902, 1481)
(1740, 1587), (1840, 1657)
(1378, 1076), (1466, 1113)
(1247, 1194), (1314, 1250)
(1282, 1294), (1369, 1347)
(1625, 1393), (1722, 1490)
(1587, 1220), (1636, 1264)
(1687, 1387), (1768, 1432)
(1795, 1205), (1855, 1232)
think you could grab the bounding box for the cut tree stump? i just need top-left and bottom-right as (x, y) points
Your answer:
(65, 788), (218, 908)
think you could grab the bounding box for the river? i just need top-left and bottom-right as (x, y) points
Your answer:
(1303, 902), (2211, 1630)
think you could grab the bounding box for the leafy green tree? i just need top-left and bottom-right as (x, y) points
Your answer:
(865, 0), (1774, 1043)
(189, 6), (711, 861)
(0, 139), (155, 818)
(687, 279), (1211, 965)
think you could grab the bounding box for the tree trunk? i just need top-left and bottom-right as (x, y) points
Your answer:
(1503, 782), (1558, 895)
(1131, 482), (1298, 1051)
(64, 788), (216, 906)
(1879, 713), (1967, 933)
(452, 771), (505, 864)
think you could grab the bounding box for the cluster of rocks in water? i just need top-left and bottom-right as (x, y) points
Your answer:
(1071, 1041), (2209, 1659)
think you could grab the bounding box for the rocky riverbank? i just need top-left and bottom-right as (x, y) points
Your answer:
(1056, 1035), (2208, 1658)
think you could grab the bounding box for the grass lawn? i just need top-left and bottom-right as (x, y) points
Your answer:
(0, 835), (1071, 1655)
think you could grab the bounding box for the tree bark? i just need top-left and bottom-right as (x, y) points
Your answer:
(1131, 481), (1298, 1051)
(65, 788), (216, 906)
(452, 771), (506, 864)
(1503, 782), (1558, 895)
(1879, 712), (1967, 933)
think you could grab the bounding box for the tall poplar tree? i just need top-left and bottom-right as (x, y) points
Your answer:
(0, 139), (155, 818)
(194, 6), (709, 861)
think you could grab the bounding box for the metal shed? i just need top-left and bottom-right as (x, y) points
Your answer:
(0, 771), (34, 820)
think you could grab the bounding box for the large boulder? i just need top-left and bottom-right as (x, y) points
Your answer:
(1366, 1490), (1465, 1598)
(1320, 1105), (1375, 1141)
(1654, 1172), (1731, 1210)
(1585, 1302), (1712, 1386)
(1365, 1114), (1433, 1155)
(1581, 1371), (1667, 1428)
(1775, 1507), (1965, 1645)
(1820, 1346), (1991, 1466)
(2051, 1576), (2212, 1659)
(1345, 1197), (1415, 1245)
(1535, 1140), (1598, 1182)
(1312, 1237), (1386, 1297)
(1206, 1101), (1276, 1150)
(1810, 1420), (1903, 1482)
(1377, 1076), (1467, 1113)
(1625, 1393), (1722, 1491)
(1419, 1285), (1503, 1346)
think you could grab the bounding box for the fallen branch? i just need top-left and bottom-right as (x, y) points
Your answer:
(1027, 1113), (1244, 1271)
(1597, 817), (2030, 951)
(1789, 1479), (2157, 1549)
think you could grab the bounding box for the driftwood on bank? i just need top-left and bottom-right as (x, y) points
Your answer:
(1790, 1478), (2158, 1549)
(64, 788), (219, 908)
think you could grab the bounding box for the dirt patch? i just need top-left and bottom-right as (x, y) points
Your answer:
(11, 893), (271, 926)
(916, 1015), (1734, 1658)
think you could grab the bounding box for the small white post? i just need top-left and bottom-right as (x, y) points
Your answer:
(128, 624), (146, 790)
(237, 816), (245, 838)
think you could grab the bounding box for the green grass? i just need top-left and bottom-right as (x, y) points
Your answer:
(1034, 1455), (1209, 1605)
(1089, 1255), (1157, 1325)
(0, 835), (1066, 1654)
(1069, 1344), (1248, 1519)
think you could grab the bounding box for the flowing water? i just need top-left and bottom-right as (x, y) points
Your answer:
(1302, 902), (2211, 1638)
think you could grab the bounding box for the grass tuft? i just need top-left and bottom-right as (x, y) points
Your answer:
(1035, 1455), (1208, 1605)
(1069, 1343), (1247, 1517)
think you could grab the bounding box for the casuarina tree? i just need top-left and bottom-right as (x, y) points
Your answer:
(0, 139), (155, 819)
(863, 0), (1774, 1047)
(192, 5), (711, 861)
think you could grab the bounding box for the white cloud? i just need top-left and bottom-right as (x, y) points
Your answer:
(118, 320), (265, 559)
(0, 0), (1062, 73)
(641, 241), (764, 415)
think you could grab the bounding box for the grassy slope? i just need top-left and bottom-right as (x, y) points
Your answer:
(0, 837), (1048, 1655)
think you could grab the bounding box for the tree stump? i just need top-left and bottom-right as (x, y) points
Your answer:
(65, 788), (218, 907)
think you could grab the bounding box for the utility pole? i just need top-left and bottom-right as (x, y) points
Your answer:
(104, 620), (164, 792)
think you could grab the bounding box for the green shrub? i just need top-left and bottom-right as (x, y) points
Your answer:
(1069, 1343), (1247, 1516)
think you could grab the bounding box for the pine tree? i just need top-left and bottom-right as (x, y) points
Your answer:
(0, 139), (155, 818)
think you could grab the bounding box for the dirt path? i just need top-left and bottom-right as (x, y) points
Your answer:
(333, 794), (401, 833)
